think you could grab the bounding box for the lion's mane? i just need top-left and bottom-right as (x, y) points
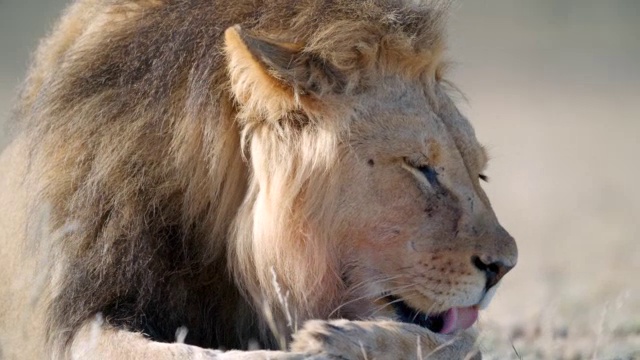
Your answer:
(19, 0), (448, 352)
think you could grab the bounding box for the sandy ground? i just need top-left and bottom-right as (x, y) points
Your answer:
(1, 1), (639, 359)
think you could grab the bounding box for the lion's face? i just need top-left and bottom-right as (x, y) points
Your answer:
(225, 25), (516, 338)
(333, 75), (517, 335)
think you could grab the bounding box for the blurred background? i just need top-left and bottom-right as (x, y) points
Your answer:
(446, 2), (639, 359)
(1, 1), (638, 358)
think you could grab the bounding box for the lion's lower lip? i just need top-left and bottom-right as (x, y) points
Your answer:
(387, 296), (479, 334)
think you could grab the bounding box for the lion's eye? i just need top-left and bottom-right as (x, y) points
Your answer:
(479, 174), (489, 182)
(417, 165), (440, 186)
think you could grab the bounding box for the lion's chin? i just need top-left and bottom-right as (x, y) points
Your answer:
(387, 296), (479, 335)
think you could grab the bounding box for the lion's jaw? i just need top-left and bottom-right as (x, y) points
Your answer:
(327, 76), (518, 336)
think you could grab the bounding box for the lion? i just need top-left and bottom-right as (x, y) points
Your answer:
(0, 0), (517, 359)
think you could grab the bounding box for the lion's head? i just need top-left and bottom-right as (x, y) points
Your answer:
(223, 6), (517, 341)
(18, 0), (517, 352)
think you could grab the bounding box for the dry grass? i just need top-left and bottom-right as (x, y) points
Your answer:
(478, 303), (640, 359)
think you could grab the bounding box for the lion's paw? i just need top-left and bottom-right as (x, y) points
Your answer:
(291, 319), (480, 360)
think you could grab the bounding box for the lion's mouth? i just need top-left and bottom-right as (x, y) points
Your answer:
(387, 296), (479, 335)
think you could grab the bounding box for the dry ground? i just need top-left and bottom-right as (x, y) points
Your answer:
(1, 1), (639, 359)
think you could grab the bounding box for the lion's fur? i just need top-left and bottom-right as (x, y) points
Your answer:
(0, 0), (517, 358)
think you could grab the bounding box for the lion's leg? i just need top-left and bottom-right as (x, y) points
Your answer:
(291, 319), (481, 360)
(66, 320), (306, 360)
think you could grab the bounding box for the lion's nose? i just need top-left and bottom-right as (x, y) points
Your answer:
(471, 255), (514, 290)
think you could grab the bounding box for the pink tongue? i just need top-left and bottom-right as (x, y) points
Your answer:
(439, 306), (479, 335)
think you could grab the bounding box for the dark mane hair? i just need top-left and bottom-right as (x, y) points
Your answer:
(19, 0), (449, 352)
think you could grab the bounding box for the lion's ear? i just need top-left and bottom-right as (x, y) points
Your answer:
(224, 25), (345, 113)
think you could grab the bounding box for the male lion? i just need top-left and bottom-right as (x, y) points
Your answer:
(0, 0), (517, 359)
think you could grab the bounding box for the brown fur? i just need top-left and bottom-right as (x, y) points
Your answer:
(1, 0), (516, 358)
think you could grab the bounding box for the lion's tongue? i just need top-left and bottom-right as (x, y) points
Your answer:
(438, 307), (479, 335)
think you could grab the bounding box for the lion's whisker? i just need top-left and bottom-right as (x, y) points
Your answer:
(327, 276), (410, 318)
(367, 284), (423, 318)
